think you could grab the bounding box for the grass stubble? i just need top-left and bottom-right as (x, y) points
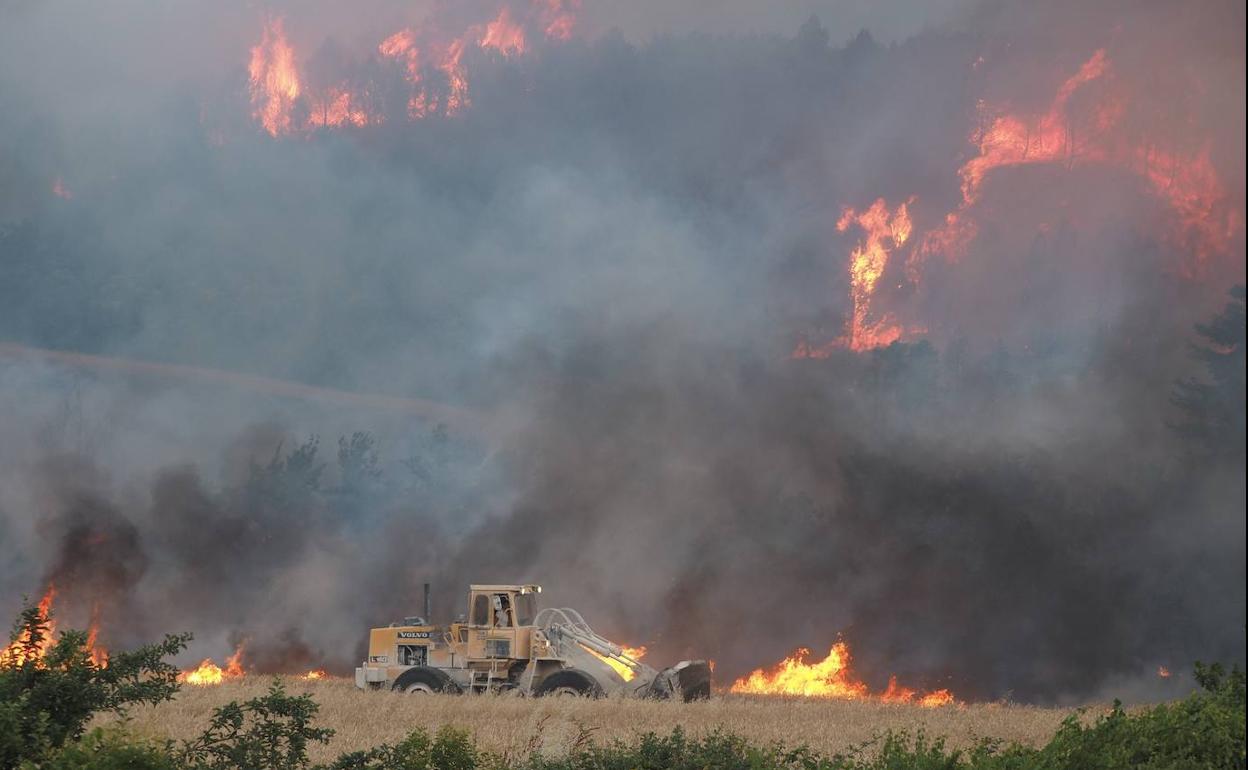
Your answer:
(96, 677), (1087, 764)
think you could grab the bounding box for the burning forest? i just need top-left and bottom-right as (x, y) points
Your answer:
(0, 0), (1244, 710)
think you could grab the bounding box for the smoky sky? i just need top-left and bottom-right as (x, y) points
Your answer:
(0, 0), (1244, 704)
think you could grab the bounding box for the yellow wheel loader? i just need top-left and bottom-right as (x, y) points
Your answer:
(354, 583), (711, 700)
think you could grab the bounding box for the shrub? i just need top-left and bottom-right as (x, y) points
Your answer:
(177, 680), (334, 770)
(0, 601), (189, 769)
(1024, 662), (1246, 770)
(320, 727), (475, 770)
(22, 727), (177, 770)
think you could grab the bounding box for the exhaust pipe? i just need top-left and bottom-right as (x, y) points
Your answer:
(423, 582), (431, 623)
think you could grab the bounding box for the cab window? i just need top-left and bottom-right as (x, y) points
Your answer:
(471, 594), (490, 626)
(492, 593), (513, 627)
(514, 593), (536, 625)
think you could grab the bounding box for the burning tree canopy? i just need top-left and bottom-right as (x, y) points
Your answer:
(0, 0), (1244, 704)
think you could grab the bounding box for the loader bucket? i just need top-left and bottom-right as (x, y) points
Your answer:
(649, 659), (712, 701)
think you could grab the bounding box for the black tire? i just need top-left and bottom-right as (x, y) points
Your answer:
(534, 669), (603, 698)
(391, 666), (461, 695)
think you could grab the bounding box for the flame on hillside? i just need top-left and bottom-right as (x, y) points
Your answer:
(479, 6), (527, 56)
(247, 1), (578, 135)
(539, 0), (579, 40)
(796, 46), (1238, 355)
(923, 47), (1236, 268)
(797, 198), (918, 357)
(248, 18), (301, 137)
(731, 641), (957, 707)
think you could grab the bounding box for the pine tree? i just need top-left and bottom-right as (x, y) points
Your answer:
(1171, 285), (1246, 458)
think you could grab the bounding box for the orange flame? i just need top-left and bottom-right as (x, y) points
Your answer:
(301, 668), (328, 680)
(180, 645), (245, 685)
(248, 17), (301, 136)
(85, 602), (108, 667)
(180, 658), (226, 685)
(1157, 666), (1172, 678)
(730, 641), (957, 707)
(540, 0), (579, 40)
(800, 198), (916, 357)
(439, 38), (471, 116)
(921, 48), (1235, 267)
(2, 586), (108, 668)
(379, 29), (430, 119)
(379, 29), (419, 78)
(959, 50), (1111, 209)
(308, 87), (369, 129)
(244, 1), (583, 132)
(1, 587), (58, 666)
(798, 46), (1240, 356)
(479, 6), (526, 56)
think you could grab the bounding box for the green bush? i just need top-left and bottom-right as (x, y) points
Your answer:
(1019, 662), (1246, 770)
(809, 663), (1246, 770)
(0, 601), (189, 769)
(320, 727), (476, 770)
(21, 728), (176, 770)
(177, 681), (334, 770)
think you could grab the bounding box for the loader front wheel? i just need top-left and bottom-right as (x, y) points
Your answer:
(535, 669), (603, 698)
(392, 667), (461, 695)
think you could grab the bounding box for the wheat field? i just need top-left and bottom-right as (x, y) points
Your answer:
(95, 676), (1091, 763)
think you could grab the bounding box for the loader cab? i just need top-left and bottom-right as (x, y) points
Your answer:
(455, 584), (541, 661)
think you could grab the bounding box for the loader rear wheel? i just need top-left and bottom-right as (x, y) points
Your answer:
(392, 667), (460, 695)
(535, 669), (603, 698)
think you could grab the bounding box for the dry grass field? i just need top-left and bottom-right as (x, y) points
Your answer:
(95, 676), (1091, 764)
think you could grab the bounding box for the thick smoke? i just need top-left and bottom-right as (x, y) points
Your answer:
(0, 0), (1244, 704)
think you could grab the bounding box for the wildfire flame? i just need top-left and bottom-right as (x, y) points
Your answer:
(180, 646), (245, 685)
(1157, 666), (1172, 678)
(85, 602), (108, 667)
(795, 197), (917, 357)
(308, 87), (369, 130)
(838, 198), (914, 353)
(379, 30), (429, 120)
(922, 47), (1235, 267)
(1, 587), (58, 666)
(439, 38), (471, 117)
(539, 0), (579, 40)
(730, 641), (957, 707)
(479, 6), (527, 56)
(797, 46), (1237, 357)
(248, 17), (301, 137)
(2, 586), (108, 668)
(244, 1), (581, 135)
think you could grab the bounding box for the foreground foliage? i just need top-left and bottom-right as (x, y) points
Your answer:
(0, 603), (189, 769)
(2, 602), (1244, 769)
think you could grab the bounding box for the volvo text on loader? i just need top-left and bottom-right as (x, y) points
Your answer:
(354, 583), (712, 700)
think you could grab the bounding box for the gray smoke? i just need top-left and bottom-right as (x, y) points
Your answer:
(0, 0), (1244, 703)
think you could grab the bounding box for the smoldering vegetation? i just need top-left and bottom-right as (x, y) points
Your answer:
(0, 0), (1244, 704)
